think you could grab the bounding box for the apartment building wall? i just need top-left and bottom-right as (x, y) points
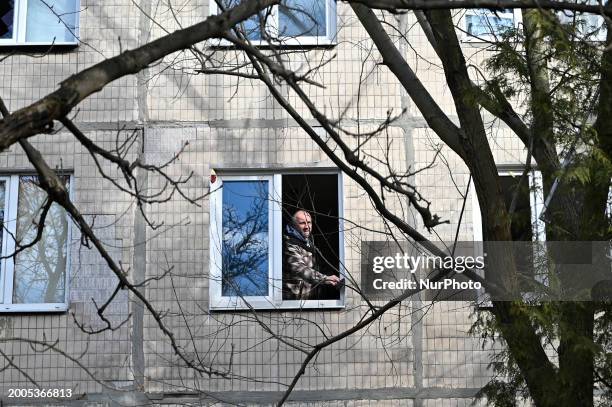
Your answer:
(0, 1), (526, 405)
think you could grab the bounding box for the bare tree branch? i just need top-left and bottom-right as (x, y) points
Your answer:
(0, 0), (279, 151)
(351, 3), (466, 158)
(347, 0), (612, 17)
(16, 135), (243, 379)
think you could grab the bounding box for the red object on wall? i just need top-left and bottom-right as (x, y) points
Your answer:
(210, 169), (217, 184)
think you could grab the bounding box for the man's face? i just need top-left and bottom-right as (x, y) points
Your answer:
(294, 211), (312, 238)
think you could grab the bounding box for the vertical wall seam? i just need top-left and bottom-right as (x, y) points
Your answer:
(396, 12), (424, 407)
(130, 130), (147, 391)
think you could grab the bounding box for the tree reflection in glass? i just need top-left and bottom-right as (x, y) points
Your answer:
(222, 180), (269, 297)
(13, 176), (68, 304)
(220, 0), (265, 41)
(280, 0), (326, 37)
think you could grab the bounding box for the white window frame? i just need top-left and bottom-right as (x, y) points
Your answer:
(209, 174), (278, 309)
(462, 8), (522, 42)
(209, 170), (345, 310)
(209, 0), (337, 47)
(0, 0), (80, 46)
(0, 174), (72, 312)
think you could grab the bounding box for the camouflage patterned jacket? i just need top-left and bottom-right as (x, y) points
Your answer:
(282, 224), (327, 300)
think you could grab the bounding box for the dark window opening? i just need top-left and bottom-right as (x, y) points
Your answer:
(0, 1), (14, 39)
(500, 175), (533, 242)
(499, 174), (535, 288)
(282, 174), (340, 300)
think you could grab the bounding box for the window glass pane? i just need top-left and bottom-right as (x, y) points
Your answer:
(558, 6), (607, 40)
(467, 9), (513, 36)
(0, 1), (14, 39)
(222, 180), (269, 297)
(282, 174), (340, 300)
(26, 0), (77, 43)
(219, 0), (266, 41)
(13, 176), (69, 304)
(280, 0), (326, 37)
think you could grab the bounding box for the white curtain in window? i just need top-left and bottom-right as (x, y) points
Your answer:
(26, 0), (77, 43)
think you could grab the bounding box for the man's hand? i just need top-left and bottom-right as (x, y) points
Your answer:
(324, 275), (342, 286)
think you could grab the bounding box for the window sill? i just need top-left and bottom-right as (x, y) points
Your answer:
(208, 36), (337, 49)
(0, 303), (69, 313)
(461, 34), (516, 45)
(461, 34), (608, 45)
(0, 42), (79, 52)
(210, 300), (345, 312)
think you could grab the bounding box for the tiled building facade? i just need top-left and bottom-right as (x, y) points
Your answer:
(0, 1), (530, 405)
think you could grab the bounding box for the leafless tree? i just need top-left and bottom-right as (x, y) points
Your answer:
(1, 1), (611, 406)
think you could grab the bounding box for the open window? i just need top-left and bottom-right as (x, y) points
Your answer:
(0, 0), (79, 46)
(209, 171), (344, 310)
(0, 174), (71, 312)
(498, 171), (546, 242)
(472, 169), (546, 298)
(210, 0), (337, 46)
